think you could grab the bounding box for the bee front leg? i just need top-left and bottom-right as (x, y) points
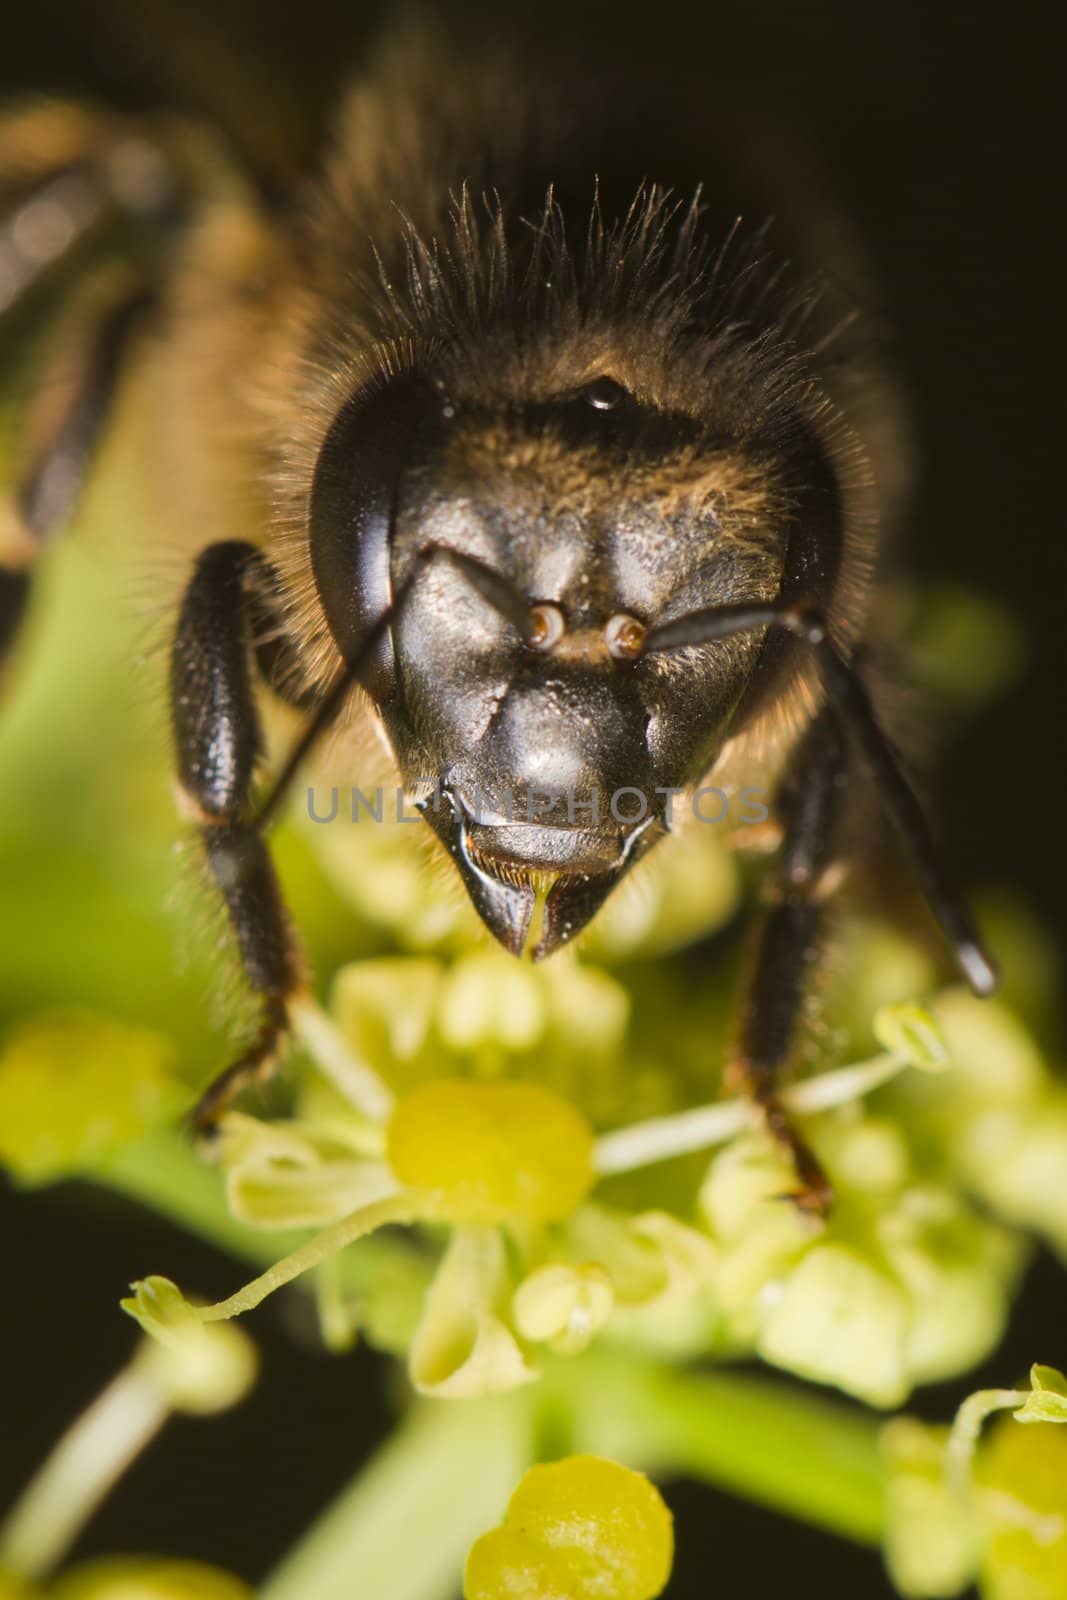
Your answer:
(172, 537), (546, 1129)
(731, 707), (851, 1213)
(170, 540), (307, 1133)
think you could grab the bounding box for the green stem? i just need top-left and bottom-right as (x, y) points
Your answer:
(263, 1392), (532, 1600)
(0, 1357), (169, 1580)
(551, 1351), (886, 1546)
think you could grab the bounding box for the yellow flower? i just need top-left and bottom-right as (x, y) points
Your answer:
(120, 962), (1048, 1416)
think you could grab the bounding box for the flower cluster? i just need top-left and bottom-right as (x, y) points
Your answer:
(126, 883), (1052, 1417)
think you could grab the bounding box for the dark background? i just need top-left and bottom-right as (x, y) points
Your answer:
(1, 2), (1062, 1595)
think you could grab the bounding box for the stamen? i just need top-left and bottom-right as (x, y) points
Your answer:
(198, 1189), (438, 1322)
(593, 1049), (918, 1175)
(594, 1099), (757, 1175)
(945, 1388), (1028, 1496)
(290, 995), (395, 1122)
(945, 1364), (1067, 1496)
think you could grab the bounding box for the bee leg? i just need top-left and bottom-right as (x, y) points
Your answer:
(176, 537), (538, 1128)
(1, 108), (177, 318)
(730, 707), (849, 1214)
(0, 283), (155, 671)
(1, 157), (111, 317)
(644, 601), (996, 995)
(170, 541), (305, 1133)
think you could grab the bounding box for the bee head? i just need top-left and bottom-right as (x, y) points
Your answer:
(310, 365), (845, 956)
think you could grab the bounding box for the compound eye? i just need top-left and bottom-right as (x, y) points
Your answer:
(526, 602), (566, 651)
(604, 612), (646, 661)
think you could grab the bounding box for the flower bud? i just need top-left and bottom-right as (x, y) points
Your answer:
(439, 954), (547, 1052)
(332, 959), (444, 1086)
(698, 1137), (810, 1342)
(758, 1244), (910, 1408)
(512, 1263), (614, 1353)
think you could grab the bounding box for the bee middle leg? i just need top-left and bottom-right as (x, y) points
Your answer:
(731, 706), (851, 1213)
(1, 282), (156, 671)
(1, 103), (180, 673)
(170, 540), (312, 1133)
(1, 105), (177, 318)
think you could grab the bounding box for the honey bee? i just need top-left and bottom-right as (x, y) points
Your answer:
(0, 17), (996, 1208)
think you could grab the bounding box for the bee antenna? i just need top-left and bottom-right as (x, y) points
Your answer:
(642, 601), (998, 998)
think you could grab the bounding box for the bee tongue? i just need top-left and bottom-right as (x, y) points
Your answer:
(531, 869), (623, 960)
(418, 786), (535, 956)
(533, 810), (663, 959)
